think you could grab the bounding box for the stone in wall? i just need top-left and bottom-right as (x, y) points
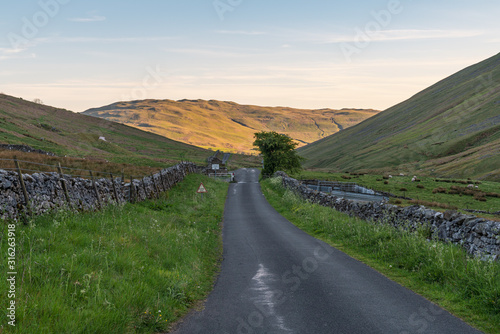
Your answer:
(0, 162), (198, 221)
(275, 172), (500, 259)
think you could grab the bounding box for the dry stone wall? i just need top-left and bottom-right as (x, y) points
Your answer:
(276, 172), (500, 259)
(0, 162), (198, 221)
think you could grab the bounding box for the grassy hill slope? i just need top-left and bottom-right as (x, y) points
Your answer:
(299, 53), (500, 181)
(83, 99), (379, 154)
(0, 94), (214, 168)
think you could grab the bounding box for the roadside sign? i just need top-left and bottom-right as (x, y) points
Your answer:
(212, 164), (220, 170)
(197, 183), (208, 193)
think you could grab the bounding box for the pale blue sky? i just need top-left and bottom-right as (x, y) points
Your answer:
(1, 0), (499, 112)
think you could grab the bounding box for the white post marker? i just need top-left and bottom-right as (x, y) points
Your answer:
(197, 182), (208, 199)
(212, 164), (219, 179)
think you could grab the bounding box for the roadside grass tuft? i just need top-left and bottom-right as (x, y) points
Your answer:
(0, 174), (227, 333)
(261, 177), (500, 334)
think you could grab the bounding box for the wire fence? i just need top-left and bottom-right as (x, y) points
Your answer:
(0, 157), (157, 181)
(301, 179), (388, 203)
(0, 156), (198, 220)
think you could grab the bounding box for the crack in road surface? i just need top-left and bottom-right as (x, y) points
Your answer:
(172, 168), (483, 334)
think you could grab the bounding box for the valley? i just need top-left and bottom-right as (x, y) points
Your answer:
(83, 99), (379, 154)
(298, 53), (500, 181)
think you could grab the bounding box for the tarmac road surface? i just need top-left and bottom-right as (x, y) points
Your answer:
(172, 168), (482, 334)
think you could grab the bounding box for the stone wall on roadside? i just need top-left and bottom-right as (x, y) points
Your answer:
(0, 144), (56, 156)
(0, 162), (198, 221)
(276, 172), (500, 259)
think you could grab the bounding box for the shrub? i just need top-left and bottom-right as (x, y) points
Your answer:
(433, 187), (447, 194)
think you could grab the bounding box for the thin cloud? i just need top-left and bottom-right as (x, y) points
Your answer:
(33, 36), (178, 44)
(0, 47), (24, 55)
(0, 47), (34, 61)
(167, 48), (246, 58)
(318, 29), (483, 44)
(215, 30), (267, 36)
(68, 15), (106, 23)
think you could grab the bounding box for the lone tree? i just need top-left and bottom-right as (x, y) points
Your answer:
(253, 131), (304, 176)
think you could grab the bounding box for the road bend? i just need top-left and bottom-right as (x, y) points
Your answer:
(172, 168), (482, 334)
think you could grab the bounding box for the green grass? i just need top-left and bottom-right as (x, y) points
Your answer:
(0, 174), (228, 333)
(82, 99), (379, 154)
(299, 52), (500, 181)
(0, 95), (207, 165)
(261, 176), (500, 334)
(297, 170), (500, 220)
(0, 94), (262, 175)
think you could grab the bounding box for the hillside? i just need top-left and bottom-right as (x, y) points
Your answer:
(0, 94), (213, 167)
(299, 53), (500, 181)
(83, 100), (379, 154)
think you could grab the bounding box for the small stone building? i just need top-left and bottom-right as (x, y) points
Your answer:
(206, 156), (227, 174)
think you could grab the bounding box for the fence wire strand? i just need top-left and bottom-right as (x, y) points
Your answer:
(0, 157), (152, 180)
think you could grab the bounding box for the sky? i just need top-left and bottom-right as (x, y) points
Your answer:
(0, 0), (499, 112)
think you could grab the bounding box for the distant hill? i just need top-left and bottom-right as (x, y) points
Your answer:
(83, 100), (379, 154)
(0, 94), (211, 166)
(299, 53), (500, 181)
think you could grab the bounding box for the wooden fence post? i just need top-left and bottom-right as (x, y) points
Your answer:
(141, 176), (148, 200)
(109, 172), (119, 203)
(159, 170), (166, 192)
(166, 173), (172, 190)
(129, 176), (135, 203)
(151, 173), (160, 199)
(14, 156), (32, 216)
(89, 170), (102, 210)
(57, 163), (72, 208)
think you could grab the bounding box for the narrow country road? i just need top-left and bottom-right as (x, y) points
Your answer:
(172, 168), (482, 334)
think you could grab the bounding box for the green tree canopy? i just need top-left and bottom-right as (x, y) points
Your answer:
(253, 131), (305, 176)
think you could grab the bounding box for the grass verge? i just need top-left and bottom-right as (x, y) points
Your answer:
(0, 174), (228, 333)
(261, 176), (500, 334)
(298, 170), (500, 220)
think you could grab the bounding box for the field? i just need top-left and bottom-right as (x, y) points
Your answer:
(0, 174), (228, 333)
(261, 177), (500, 334)
(297, 170), (500, 220)
(0, 149), (259, 181)
(83, 99), (379, 154)
(299, 53), (500, 182)
(0, 94), (261, 176)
